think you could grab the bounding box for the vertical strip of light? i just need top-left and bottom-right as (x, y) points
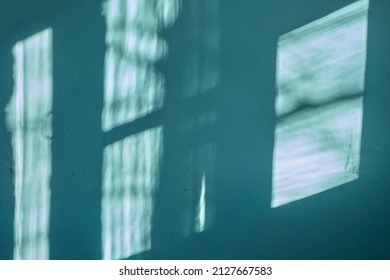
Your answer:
(6, 28), (53, 259)
(196, 172), (206, 233)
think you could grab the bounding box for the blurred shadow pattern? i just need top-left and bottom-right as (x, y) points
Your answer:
(180, 0), (220, 98)
(272, 0), (368, 207)
(101, 0), (181, 259)
(5, 28), (53, 259)
(101, 0), (180, 132)
(102, 127), (162, 259)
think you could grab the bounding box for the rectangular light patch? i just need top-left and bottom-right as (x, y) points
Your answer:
(102, 0), (180, 132)
(6, 28), (53, 259)
(272, 0), (368, 208)
(102, 127), (162, 259)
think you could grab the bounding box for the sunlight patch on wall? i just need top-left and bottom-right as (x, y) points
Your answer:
(102, 0), (181, 132)
(187, 142), (216, 236)
(102, 127), (162, 259)
(272, 0), (368, 208)
(196, 172), (206, 233)
(5, 29), (53, 259)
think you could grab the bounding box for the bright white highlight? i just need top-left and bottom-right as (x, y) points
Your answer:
(196, 172), (206, 233)
(272, 0), (368, 208)
(6, 28), (53, 259)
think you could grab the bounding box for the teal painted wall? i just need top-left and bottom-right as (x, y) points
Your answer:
(0, 0), (389, 259)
